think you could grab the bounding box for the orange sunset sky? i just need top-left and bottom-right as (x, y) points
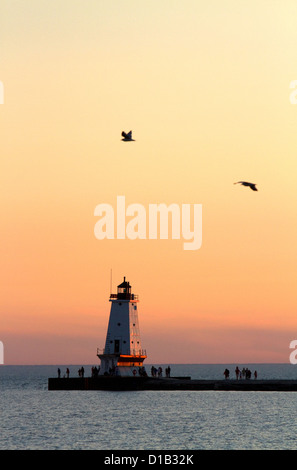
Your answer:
(1, 1), (297, 365)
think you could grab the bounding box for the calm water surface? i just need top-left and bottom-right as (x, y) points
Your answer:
(1, 364), (297, 450)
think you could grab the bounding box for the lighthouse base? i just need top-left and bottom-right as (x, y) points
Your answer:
(98, 353), (147, 377)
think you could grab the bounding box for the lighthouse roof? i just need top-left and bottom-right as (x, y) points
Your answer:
(117, 277), (130, 288)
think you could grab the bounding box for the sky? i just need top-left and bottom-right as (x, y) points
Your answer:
(1, 0), (297, 365)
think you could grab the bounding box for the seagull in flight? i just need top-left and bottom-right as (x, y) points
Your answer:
(234, 181), (258, 191)
(121, 131), (135, 142)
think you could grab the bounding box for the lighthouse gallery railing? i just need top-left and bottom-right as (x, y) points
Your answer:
(97, 348), (146, 356)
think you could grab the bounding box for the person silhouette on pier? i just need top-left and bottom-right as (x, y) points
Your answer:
(223, 368), (230, 379)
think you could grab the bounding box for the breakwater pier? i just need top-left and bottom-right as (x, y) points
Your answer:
(48, 376), (297, 392)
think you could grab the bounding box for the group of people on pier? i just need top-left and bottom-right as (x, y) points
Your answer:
(224, 366), (258, 380)
(57, 367), (70, 378)
(91, 366), (100, 377)
(150, 366), (171, 378)
(57, 366), (99, 378)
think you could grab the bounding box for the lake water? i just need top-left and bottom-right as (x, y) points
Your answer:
(1, 363), (297, 450)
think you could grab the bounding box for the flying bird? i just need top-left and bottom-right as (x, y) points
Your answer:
(121, 130), (135, 142)
(234, 181), (258, 191)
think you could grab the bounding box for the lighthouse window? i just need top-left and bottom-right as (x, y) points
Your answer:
(134, 306), (137, 310)
(117, 323), (121, 326)
(114, 340), (120, 353)
(119, 302), (122, 306)
(110, 340), (113, 343)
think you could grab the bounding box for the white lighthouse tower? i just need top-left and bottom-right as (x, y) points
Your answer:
(98, 277), (147, 376)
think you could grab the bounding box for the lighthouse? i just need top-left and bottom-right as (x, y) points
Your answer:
(98, 277), (147, 376)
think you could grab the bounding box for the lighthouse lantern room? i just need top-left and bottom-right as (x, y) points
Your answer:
(97, 277), (147, 376)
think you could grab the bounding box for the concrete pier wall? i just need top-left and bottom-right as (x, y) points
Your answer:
(48, 376), (297, 392)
